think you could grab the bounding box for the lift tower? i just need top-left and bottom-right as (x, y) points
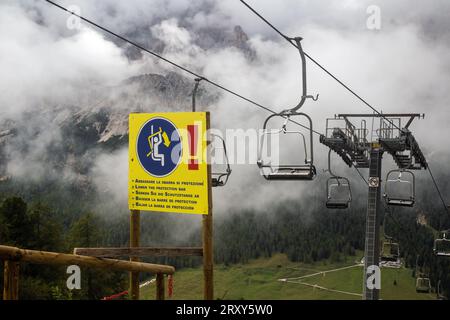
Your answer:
(320, 113), (427, 300)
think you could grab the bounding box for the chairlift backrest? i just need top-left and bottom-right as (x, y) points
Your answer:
(257, 113), (316, 181)
(386, 242), (399, 254)
(325, 149), (352, 209)
(328, 178), (351, 200)
(210, 134), (231, 187)
(381, 240), (400, 261)
(416, 277), (431, 293)
(384, 170), (415, 207)
(434, 231), (450, 257)
(390, 242), (400, 255)
(326, 176), (352, 209)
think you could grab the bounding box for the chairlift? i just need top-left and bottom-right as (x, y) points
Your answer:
(210, 134), (232, 187)
(415, 255), (431, 293)
(434, 230), (450, 257)
(380, 240), (400, 262)
(325, 150), (352, 209)
(384, 169), (415, 207)
(380, 210), (402, 266)
(257, 115), (316, 180)
(191, 78), (232, 188)
(416, 276), (431, 293)
(257, 37), (318, 181)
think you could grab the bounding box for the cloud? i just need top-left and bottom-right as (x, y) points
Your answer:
(91, 147), (128, 205)
(5, 115), (63, 182)
(0, 1), (140, 118)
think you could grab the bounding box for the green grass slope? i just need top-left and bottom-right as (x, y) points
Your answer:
(141, 253), (435, 300)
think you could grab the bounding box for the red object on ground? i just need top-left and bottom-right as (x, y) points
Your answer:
(102, 290), (129, 300)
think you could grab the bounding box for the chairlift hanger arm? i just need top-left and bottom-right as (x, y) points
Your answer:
(294, 37), (307, 113)
(382, 206), (394, 240)
(327, 149), (338, 178)
(282, 37), (318, 115)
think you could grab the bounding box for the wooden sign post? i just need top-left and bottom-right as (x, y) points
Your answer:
(129, 209), (140, 300)
(128, 112), (214, 300)
(202, 213), (213, 300)
(203, 113), (214, 300)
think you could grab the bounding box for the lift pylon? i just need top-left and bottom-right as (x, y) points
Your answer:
(320, 113), (427, 300)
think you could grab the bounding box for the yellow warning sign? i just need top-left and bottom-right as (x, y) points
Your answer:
(128, 112), (210, 215)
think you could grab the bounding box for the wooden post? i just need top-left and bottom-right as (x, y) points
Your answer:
(130, 209), (140, 300)
(3, 261), (19, 300)
(156, 273), (165, 300)
(203, 112), (214, 300)
(202, 213), (213, 300)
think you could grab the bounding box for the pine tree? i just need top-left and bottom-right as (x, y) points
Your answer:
(66, 212), (127, 300)
(0, 197), (32, 247)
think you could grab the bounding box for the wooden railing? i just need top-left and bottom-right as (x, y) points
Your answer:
(0, 245), (175, 300)
(73, 246), (203, 258)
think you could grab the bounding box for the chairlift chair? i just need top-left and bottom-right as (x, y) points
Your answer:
(210, 134), (232, 187)
(380, 210), (401, 264)
(325, 150), (352, 209)
(384, 169), (415, 207)
(434, 230), (450, 257)
(415, 255), (431, 293)
(257, 114), (316, 180)
(380, 240), (400, 262)
(257, 37), (318, 181)
(326, 177), (352, 209)
(416, 276), (431, 293)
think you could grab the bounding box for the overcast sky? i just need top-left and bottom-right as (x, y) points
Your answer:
(1, 0), (449, 214)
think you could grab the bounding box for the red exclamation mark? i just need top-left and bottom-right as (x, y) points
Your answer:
(187, 124), (199, 170)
